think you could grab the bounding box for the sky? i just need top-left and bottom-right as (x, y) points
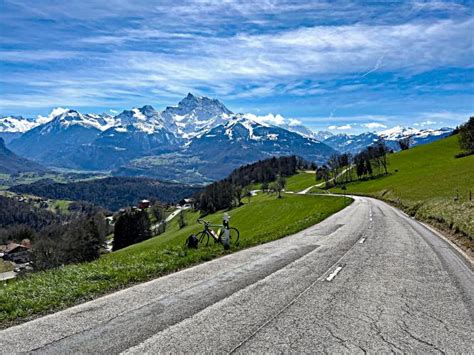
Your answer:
(0, 0), (473, 133)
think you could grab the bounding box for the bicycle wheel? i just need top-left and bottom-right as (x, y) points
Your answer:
(196, 231), (209, 246)
(228, 227), (240, 246)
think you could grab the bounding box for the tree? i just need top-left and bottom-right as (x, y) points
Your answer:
(270, 175), (286, 198)
(178, 210), (186, 229)
(151, 202), (165, 223)
(234, 185), (243, 206)
(398, 136), (412, 150)
(317, 166), (330, 188)
(458, 117), (474, 154)
(242, 186), (252, 204)
(366, 159), (373, 176)
(375, 141), (389, 174)
(261, 181), (269, 192)
(113, 209), (151, 251)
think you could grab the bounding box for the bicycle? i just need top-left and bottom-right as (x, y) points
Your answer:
(195, 217), (240, 249)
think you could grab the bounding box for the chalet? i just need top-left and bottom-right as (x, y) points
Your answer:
(2, 243), (31, 264)
(138, 199), (151, 209)
(182, 197), (196, 208)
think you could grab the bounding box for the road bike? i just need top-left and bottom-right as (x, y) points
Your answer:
(195, 217), (240, 249)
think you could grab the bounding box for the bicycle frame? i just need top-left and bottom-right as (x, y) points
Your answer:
(201, 221), (223, 241)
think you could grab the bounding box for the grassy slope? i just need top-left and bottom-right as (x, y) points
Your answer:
(0, 193), (350, 326)
(326, 135), (473, 248)
(285, 171), (318, 191)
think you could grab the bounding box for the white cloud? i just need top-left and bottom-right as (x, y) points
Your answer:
(288, 118), (302, 126)
(328, 124), (352, 130)
(414, 119), (442, 126)
(1, 1), (473, 111)
(243, 113), (286, 126)
(362, 122), (387, 129)
(36, 107), (69, 123)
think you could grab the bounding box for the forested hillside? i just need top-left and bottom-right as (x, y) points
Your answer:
(9, 177), (201, 211)
(0, 195), (59, 232)
(196, 155), (309, 213)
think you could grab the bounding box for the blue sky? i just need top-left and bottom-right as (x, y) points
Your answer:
(1, 0), (473, 133)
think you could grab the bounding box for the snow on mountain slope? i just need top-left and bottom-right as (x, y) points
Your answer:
(324, 126), (454, 154)
(30, 109), (118, 135)
(189, 114), (336, 164)
(0, 116), (36, 133)
(161, 93), (232, 138)
(378, 126), (453, 141)
(313, 130), (334, 141)
(323, 132), (380, 154)
(112, 105), (167, 135)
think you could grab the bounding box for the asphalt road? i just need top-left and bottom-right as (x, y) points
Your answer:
(1, 196), (472, 353)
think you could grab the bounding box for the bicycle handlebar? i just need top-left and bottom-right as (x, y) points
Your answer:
(197, 218), (227, 228)
(197, 218), (209, 225)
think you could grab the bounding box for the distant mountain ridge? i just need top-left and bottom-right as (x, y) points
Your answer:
(323, 126), (453, 154)
(0, 137), (45, 174)
(2, 94), (453, 182)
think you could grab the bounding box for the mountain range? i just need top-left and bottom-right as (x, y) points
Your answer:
(1, 94), (453, 183)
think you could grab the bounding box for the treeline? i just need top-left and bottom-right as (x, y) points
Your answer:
(32, 213), (108, 270)
(0, 195), (110, 271)
(0, 195), (59, 232)
(316, 141), (390, 188)
(197, 156), (308, 214)
(226, 156), (308, 187)
(9, 177), (201, 211)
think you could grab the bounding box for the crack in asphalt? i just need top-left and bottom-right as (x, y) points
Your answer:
(398, 319), (446, 354)
(229, 227), (367, 353)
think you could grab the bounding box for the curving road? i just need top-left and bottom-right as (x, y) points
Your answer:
(1, 196), (472, 353)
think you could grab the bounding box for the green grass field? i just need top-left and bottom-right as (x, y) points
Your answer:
(285, 171), (318, 192)
(322, 135), (473, 246)
(0, 193), (350, 326)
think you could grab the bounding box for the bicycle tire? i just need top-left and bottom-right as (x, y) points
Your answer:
(196, 231), (209, 246)
(228, 227), (240, 246)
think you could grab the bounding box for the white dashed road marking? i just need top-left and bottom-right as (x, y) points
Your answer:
(326, 265), (344, 282)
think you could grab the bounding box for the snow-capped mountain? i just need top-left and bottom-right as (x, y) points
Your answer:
(323, 127), (453, 154)
(118, 114), (337, 182)
(9, 109), (106, 165)
(278, 122), (318, 139)
(378, 126), (453, 146)
(183, 115), (336, 179)
(323, 132), (381, 154)
(33, 109), (117, 133)
(2, 94), (455, 182)
(112, 105), (166, 134)
(0, 115), (37, 144)
(161, 93), (232, 138)
(0, 115), (36, 133)
(313, 130), (334, 141)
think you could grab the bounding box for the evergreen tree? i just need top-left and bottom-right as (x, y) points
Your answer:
(178, 210), (186, 229)
(458, 117), (474, 153)
(113, 209), (151, 251)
